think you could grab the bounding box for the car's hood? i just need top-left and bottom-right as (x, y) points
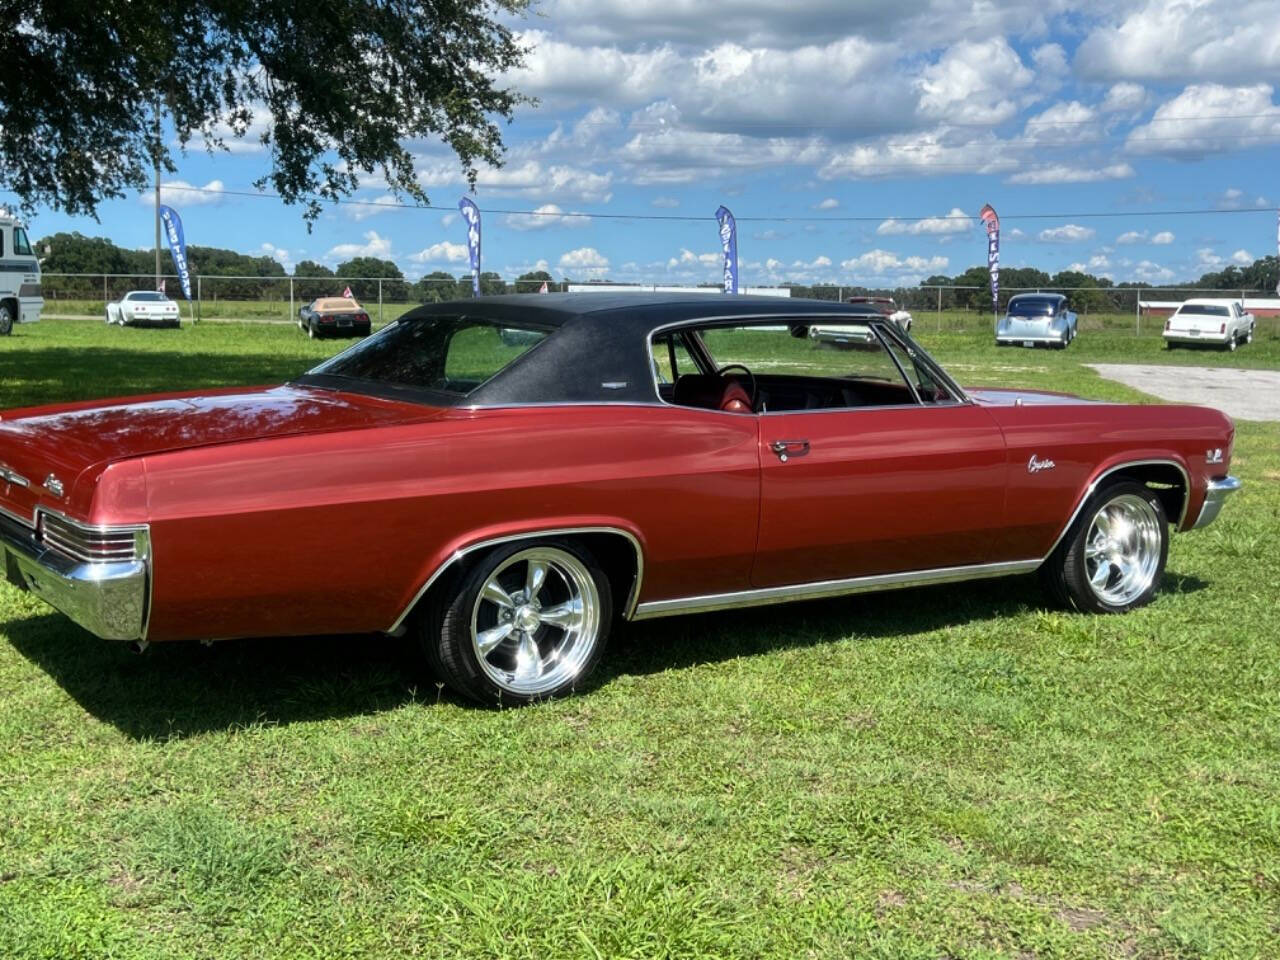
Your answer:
(0, 385), (442, 521)
(967, 387), (1097, 406)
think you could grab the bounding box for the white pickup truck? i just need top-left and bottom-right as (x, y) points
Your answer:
(1163, 299), (1255, 351)
(0, 213), (43, 335)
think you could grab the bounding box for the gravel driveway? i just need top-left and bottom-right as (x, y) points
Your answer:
(1089, 364), (1280, 422)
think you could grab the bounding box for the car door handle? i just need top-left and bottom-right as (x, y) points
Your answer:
(770, 439), (809, 461)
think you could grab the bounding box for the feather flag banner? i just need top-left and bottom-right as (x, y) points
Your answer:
(979, 203), (1000, 314)
(458, 197), (482, 297)
(715, 206), (739, 295)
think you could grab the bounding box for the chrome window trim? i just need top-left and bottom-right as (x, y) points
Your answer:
(387, 525), (645, 634)
(631, 558), (1041, 620)
(1040, 458), (1192, 558)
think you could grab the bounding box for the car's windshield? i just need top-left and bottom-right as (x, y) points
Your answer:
(305, 315), (550, 399)
(1177, 304), (1230, 317)
(129, 292), (168, 302)
(1008, 298), (1058, 317)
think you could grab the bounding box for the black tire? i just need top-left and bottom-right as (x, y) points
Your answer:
(1040, 479), (1169, 614)
(1165, 340), (1178, 350)
(422, 539), (612, 704)
(0, 303), (13, 336)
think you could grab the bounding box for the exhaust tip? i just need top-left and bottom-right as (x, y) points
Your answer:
(129, 640), (150, 654)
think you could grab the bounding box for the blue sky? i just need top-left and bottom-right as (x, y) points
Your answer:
(9, 0), (1280, 287)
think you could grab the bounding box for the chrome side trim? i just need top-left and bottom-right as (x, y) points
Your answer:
(1040, 458), (1191, 560)
(1190, 475), (1241, 530)
(631, 558), (1040, 621)
(387, 525), (645, 634)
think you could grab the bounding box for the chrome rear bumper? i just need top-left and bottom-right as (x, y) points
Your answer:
(1, 513), (149, 640)
(1190, 476), (1242, 530)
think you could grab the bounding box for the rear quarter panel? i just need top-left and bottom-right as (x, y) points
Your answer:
(983, 401), (1233, 559)
(141, 404), (760, 641)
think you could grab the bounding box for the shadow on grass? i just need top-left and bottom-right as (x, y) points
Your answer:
(5, 570), (1210, 739)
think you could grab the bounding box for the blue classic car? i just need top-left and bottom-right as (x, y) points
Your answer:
(996, 293), (1078, 349)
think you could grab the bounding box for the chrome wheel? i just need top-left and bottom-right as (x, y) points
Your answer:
(1083, 494), (1162, 606)
(469, 546), (602, 697)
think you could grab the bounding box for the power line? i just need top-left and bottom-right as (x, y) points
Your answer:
(156, 183), (1276, 223)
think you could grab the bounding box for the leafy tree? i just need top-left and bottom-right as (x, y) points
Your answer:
(413, 272), (461, 302)
(515, 270), (559, 293)
(479, 271), (507, 296)
(293, 260), (336, 302)
(2, 1), (530, 222)
(335, 257), (408, 302)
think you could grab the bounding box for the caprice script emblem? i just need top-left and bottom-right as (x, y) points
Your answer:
(1027, 454), (1056, 474)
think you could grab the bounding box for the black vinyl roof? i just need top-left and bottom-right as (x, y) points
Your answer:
(399, 293), (884, 406)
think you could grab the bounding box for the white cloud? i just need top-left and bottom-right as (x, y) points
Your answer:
(1101, 82), (1147, 113)
(559, 246), (610, 276)
(651, 196), (680, 208)
(1126, 84), (1280, 156)
(415, 157), (614, 204)
(1131, 260), (1175, 283)
(1021, 100), (1097, 143)
(324, 230), (392, 262)
(1214, 187), (1270, 210)
(407, 241), (468, 264)
(141, 179), (227, 207)
(346, 195), (399, 221)
(503, 203), (590, 231)
(1007, 163), (1134, 185)
(813, 197), (840, 210)
(876, 207), (973, 236)
(916, 38), (1034, 125)
(1196, 248), (1224, 269)
(1152, 231), (1175, 245)
(666, 248), (721, 269)
(1231, 249), (1254, 265)
(1116, 230), (1146, 244)
(820, 129), (1016, 180)
(839, 249), (948, 277)
(440, 213), (457, 228)
(258, 242), (293, 271)
(1077, 0), (1280, 84)
(199, 104), (273, 154)
(1038, 224), (1096, 243)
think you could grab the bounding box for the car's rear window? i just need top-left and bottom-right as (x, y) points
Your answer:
(304, 315), (550, 400)
(1176, 304), (1230, 317)
(1008, 298), (1058, 317)
(129, 292), (168, 302)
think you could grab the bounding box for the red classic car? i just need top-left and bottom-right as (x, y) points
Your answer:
(0, 294), (1241, 702)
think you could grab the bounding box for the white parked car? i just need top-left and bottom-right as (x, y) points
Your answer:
(105, 290), (181, 328)
(1163, 299), (1254, 351)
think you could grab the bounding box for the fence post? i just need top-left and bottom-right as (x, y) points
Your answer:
(936, 286), (942, 332)
(289, 276), (294, 324)
(103, 273), (108, 310)
(196, 275), (202, 323)
(1134, 290), (1139, 337)
(378, 279), (383, 326)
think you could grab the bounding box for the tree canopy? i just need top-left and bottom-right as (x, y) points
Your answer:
(1, 0), (530, 221)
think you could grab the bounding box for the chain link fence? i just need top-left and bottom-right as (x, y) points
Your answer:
(35, 272), (1280, 337)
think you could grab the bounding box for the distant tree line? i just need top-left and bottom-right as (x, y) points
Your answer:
(35, 232), (573, 303)
(35, 231), (1279, 310)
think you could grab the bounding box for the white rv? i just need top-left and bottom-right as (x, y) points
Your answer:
(0, 213), (43, 335)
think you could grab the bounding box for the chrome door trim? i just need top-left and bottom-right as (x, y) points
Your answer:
(630, 558), (1040, 620)
(387, 525), (645, 634)
(1040, 458), (1192, 559)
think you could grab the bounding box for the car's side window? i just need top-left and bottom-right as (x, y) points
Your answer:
(651, 332), (697, 385)
(661, 321), (920, 414)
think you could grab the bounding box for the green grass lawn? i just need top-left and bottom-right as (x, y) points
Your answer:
(2, 319), (1279, 958)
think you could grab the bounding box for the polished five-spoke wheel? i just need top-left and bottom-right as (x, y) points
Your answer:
(1042, 479), (1169, 613)
(424, 540), (612, 703)
(1081, 494), (1163, 606)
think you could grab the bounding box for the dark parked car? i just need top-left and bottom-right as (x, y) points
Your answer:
(298, 297), (371, 339)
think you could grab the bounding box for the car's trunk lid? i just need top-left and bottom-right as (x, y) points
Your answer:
(0, 384), (441, 522)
